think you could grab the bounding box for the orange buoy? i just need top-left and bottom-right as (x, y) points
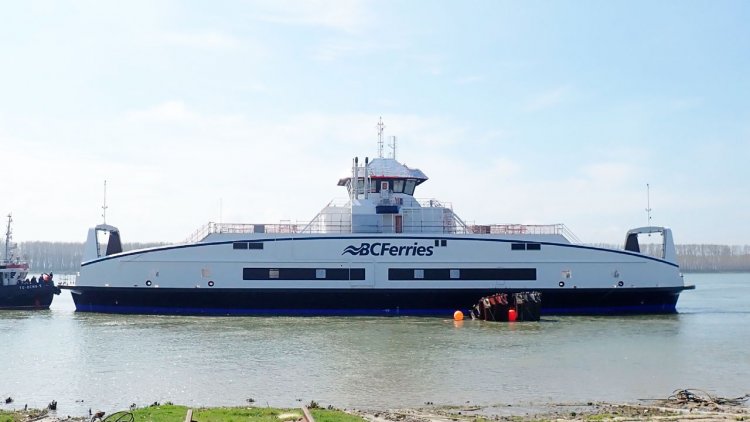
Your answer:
(508, 308), (517, 322)
(453, 310), (464, 321)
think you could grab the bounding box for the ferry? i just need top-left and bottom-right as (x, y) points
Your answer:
(63, 120), (693, 316)
(1, 214), (61, 310)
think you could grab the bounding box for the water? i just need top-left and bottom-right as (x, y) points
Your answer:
(1, 273), (748, 416)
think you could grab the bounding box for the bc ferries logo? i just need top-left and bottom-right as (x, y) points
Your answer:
(342, 242), (435, 257)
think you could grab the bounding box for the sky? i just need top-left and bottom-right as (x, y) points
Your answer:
(1, 0), (749, 245)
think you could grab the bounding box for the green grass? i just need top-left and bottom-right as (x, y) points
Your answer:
(132, 405), (190, 422)
(308, 409), (364, 422)
(127, 404), (365, 422)
(193, 407), (298, 422)
(0, 410), (15, 422)
(0, 409), (48, 422)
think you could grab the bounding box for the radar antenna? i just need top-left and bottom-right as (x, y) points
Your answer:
(102, 180), (108, 224)
(376, 117), (385, 158)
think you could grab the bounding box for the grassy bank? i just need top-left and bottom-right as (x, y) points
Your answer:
(1, 408), (50, 422)
(132, 405), (364, 422)
(1, 405), (365, 422)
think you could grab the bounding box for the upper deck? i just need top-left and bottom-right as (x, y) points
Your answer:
(184, 119), (581, 244)
(186, 217), (580, 244)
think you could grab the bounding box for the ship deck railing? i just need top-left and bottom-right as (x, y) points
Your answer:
(185, 221), (580, 244)
(468, 224), (582, 243)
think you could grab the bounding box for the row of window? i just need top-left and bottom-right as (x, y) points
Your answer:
(388, 268), (536, 280)
(234, 241), (541, 251)
(511, 243), (541, 251)
(356, 178), (418, 195)
(233, 240), (450, 249)
(233, 242), (264, 250)
(243, 268), (366, 281)
(241, 267), (536, 281)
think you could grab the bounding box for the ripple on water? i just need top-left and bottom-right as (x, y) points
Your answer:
(0, 274), (748, 416)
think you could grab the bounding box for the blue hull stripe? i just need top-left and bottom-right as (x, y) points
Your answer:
(65, 286), (688, 316)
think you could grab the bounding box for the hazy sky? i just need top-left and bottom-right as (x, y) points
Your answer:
(2, 1), (749, 245)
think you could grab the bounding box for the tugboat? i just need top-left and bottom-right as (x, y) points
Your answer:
(0, 214), (60, 310)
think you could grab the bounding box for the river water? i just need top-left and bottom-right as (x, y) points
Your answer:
(1, 273), (748, 416)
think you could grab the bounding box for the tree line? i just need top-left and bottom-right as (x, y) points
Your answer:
(3, 241), (168, 273)
(582, 243), (750, 272)
(3, 241), (750, 273)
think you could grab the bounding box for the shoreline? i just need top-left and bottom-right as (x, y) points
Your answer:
(4, 395), (748, 422)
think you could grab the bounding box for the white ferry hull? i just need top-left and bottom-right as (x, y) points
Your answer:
(66, 235), (691, 316)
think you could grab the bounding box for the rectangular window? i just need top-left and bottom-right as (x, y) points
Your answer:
(511, 243), (526, 250)
(526, 243), (541, 250)
(247, 243), (264, 250)
(441, 239), (447, 247)
(233, 242), (248, 250)
(389, 268), (536, 281)
(393, 179), (404, 193)
(242, 268), (267, 279)
(243, 267), (366, 281)
(461, 268), (536, 280)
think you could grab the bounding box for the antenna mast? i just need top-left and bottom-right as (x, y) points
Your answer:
(389, 136), (397, 160)
(4, 214), (12, 262)
(376, 117), (385, 158)
(102, 180), (108, 224)
(645, 183), (652, 227)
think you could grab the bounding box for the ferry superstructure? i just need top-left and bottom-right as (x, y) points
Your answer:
(65, 122), (693, 315)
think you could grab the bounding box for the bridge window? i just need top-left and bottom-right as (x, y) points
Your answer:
(404, 179), (416, 195)
(393, 179), (404, 193)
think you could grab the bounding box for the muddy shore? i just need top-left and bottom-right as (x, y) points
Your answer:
(353, 399), (749, 421)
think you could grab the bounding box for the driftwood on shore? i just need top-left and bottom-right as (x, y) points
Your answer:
(353, 390), (750, 422)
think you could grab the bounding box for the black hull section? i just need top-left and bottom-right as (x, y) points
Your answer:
(64, 286), (692, 316)
(0, 283), (60, 310)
